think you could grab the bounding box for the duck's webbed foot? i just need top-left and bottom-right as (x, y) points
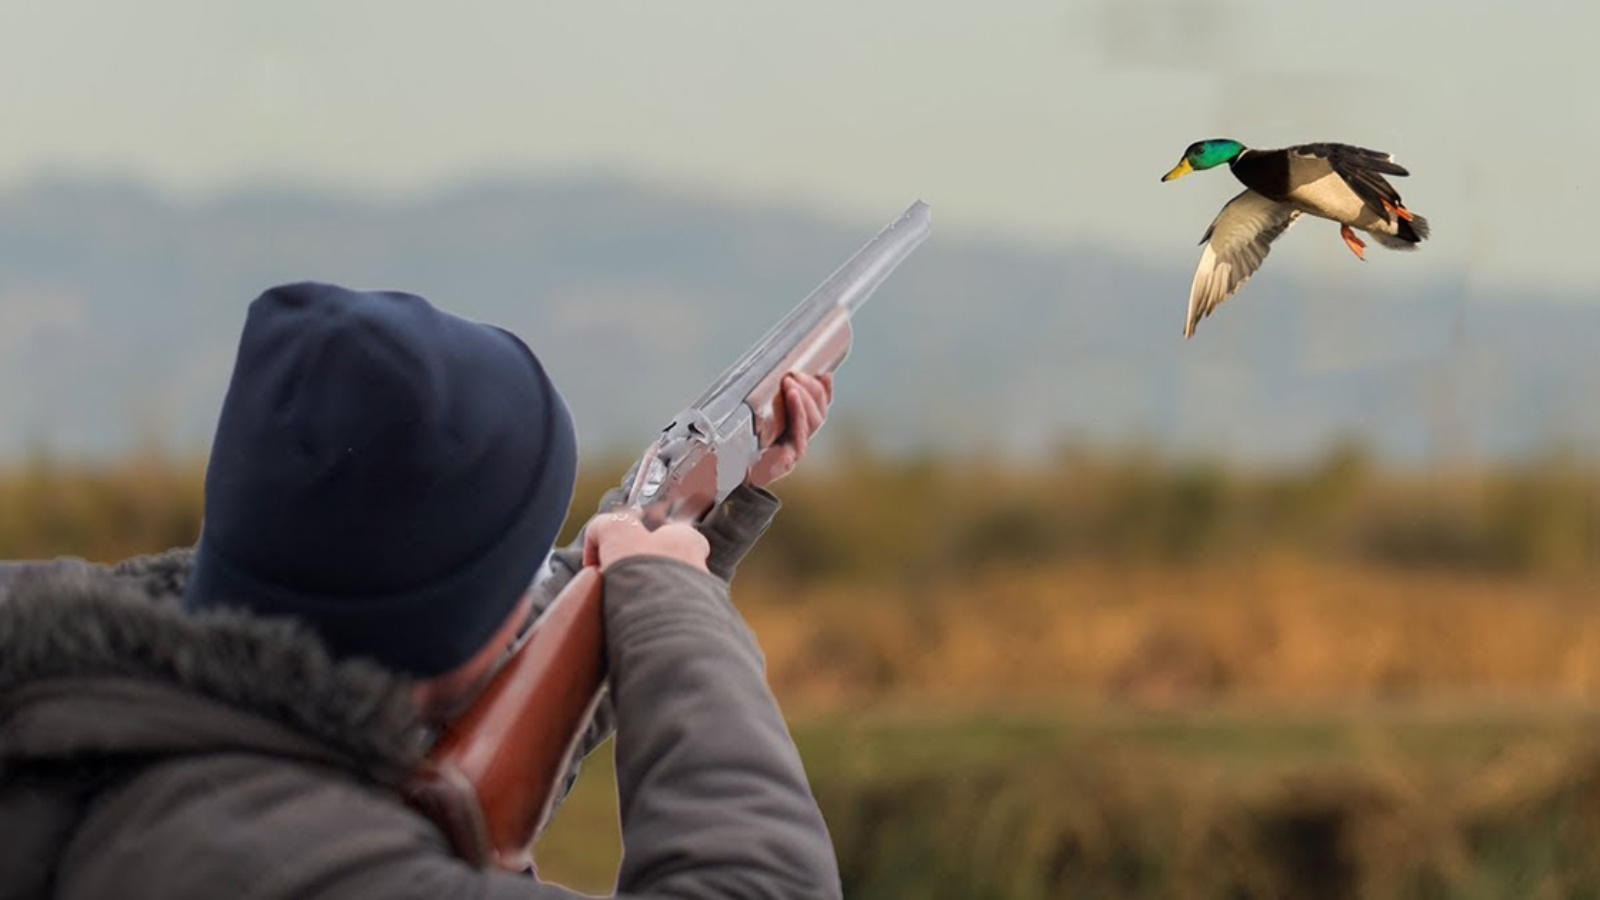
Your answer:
(1381, 198), (1414, 222)
(1340, 224), (1367, 261)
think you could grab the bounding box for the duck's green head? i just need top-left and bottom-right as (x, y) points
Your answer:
(1161, 139), (1245, 182)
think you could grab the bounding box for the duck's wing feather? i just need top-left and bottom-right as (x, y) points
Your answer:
(1289, 143), (1409, 176)
(1289, 143), (1408, 214)
(1186, 189), (1301, 338)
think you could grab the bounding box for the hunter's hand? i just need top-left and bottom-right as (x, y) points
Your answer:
(748, 372), (833, 489)
(583, 508), (711, 573)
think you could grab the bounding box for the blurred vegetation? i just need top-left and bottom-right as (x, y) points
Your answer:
(0, 451), (205, 563)
(721, 437), (1600, 582)
(808, 709), (1600, 899)
(9, 438), (1597, 580)
(537, 711), (1600, 898)
(6, 442), (1600, 897)
(5, 442), (1599, 708)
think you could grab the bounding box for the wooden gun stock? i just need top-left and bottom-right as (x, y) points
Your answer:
(405, 567), (606, 871)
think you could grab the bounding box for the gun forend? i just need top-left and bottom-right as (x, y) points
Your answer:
(626, 201), (931, 527)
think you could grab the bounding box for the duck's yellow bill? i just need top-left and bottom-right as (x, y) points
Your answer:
(1161, 159), (1193, 182)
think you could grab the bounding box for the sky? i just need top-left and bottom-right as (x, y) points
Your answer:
(0, 0), (1594, 295)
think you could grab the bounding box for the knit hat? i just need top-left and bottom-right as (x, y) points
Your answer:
(183, 282), (577, 677)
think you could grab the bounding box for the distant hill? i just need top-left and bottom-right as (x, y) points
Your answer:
(1, 175), (1596, 465)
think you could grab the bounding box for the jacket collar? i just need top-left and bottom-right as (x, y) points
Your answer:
(0, 550), (428, 782)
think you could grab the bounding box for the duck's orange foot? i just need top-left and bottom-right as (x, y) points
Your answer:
(1341, 224), (1367, 261)
(1381, 198), (1415, 222)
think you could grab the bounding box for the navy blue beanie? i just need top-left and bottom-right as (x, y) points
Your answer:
(183, 282), (578, 678)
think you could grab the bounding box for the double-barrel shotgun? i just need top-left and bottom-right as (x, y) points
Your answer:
(406, 200), (932, 870)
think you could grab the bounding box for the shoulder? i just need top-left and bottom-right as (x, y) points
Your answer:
(0, 559), (93, 595)
(1, 549), (194, 602)
(66, 750), (539, 899)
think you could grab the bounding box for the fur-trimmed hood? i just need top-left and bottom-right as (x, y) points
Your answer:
(0, 550), (428, 782)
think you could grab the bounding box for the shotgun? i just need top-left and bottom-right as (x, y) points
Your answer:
(405, 200), (932, 871)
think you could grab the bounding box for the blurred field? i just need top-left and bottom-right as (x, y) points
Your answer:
(538, 708), (1600, 897)
(4, 444), (1600, 896)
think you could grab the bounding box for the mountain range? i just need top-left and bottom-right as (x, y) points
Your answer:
(1, 175), (1596, 466)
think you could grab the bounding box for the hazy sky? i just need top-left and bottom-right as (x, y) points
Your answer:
(0, 0), (1593, 293)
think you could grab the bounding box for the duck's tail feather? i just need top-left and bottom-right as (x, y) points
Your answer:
(1370, 211), (1429, 250)
(1402, 212), (1430, 242)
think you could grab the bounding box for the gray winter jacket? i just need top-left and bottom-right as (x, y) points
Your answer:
(0, 486), (840, 899)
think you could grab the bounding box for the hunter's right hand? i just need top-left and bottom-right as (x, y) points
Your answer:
(582, 509), (710, 573)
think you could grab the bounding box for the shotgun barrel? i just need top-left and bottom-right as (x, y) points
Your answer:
(626, 200), (932, 528)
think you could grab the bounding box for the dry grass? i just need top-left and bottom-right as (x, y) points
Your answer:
(740, 557), (1600, 711)
(537, 707), (1600, 897)
(0, 454), (204, 563)
(5, 449), (1597, 710)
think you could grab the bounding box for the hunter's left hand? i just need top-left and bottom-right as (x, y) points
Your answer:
(747, 372), (832, 489)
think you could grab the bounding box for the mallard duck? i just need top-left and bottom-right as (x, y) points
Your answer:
(1161, 140), (1429, 338)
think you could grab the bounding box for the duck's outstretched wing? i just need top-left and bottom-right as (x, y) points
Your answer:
(1186, 189), (1301, 338)
(1291, 142), (1408, 176)
(1290, 143), (1408, 217)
